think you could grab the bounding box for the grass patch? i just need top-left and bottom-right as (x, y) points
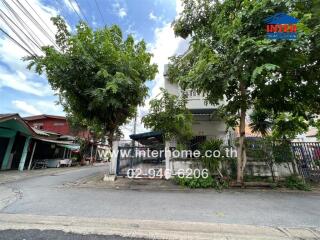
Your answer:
(173, 176), (228, 190)
(284, 175), (311, 191)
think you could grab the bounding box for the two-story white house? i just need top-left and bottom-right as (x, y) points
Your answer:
(163, 65), (232, 148)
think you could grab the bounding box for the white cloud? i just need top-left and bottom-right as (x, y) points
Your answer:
(91, 16), (97, 27)
(0, 67), (52, 96)
(149, 12), (162, 22)
(36, 100), (64, 115)
(0, 0), (59, 56)
(63, 0), (80, 13)
(121, 0), (188, 139)
(113, 1), (127, 18)
(12, 100), (42, 116)
(11, 99), (64, 117)
(118, 8), (127, 18)
(0, 0), (59, 97)
(175, 0), (183, 17)
(125, 24), (142, 42)
(148, 0), (187, 102)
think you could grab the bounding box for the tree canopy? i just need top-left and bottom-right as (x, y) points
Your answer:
(25, 16), (158, 145)
(168, 0), (320, 182)
(142, 88), (193, 143)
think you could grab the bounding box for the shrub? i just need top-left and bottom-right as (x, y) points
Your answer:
(273, 141), (293, 163)
(200, 138), (223, 174)
(174, 175), (228, 190)
(284, 175), (311, 191)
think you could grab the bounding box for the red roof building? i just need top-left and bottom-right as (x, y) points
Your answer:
(24, 114), (70, 135)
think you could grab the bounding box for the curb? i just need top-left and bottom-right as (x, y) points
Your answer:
(0, 213), (319, 240)
(65, 174), (320, 195)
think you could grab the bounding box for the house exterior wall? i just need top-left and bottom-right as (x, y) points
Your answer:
(164, 67), (217, 110)
(192, 118), (227, 141)
(25, 118), (70, 135)
(164, 64), (228, 142)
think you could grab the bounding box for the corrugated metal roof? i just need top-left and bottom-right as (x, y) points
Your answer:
(23, 114), (66, 121)
(0, 113), (36, 135)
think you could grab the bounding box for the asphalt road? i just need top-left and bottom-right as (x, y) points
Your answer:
(1, 166), (320, 228)
(0, 230), (149, 240)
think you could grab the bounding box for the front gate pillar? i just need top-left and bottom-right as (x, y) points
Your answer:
(165, 141), (171, 179)
(110, 140), (119, 175)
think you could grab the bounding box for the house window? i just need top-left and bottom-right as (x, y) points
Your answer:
(33, 123), (43, 129)
(53, 122), (64, 126)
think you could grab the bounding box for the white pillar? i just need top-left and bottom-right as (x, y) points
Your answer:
(28, 141), (37, 170)
(18, 136), (31, 171)
(110, 140), (119, 175)
(165, 140), (171, 179)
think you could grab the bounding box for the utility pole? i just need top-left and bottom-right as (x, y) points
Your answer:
(133, 112), (137, 135)
(132, 112), (137, 147)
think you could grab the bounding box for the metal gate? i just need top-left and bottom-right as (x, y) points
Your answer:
(291, 142), (320, 181)
(116, 145), (165, 177)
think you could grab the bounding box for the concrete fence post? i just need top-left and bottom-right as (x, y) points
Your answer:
(110, 140), (119, 175)
(165, 141), (171, 179)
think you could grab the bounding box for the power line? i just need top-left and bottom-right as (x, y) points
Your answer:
(60, 0), (100, 65)
(24, 0), (56, 36)
(3, 5), (45, 48)
(13, 0), (59, 49)
(0, 1), (45, 49)
(73, 0), (89, 24)
(94, 0), (105, 26)
(0, 0), (43, 54)
(0, 9), (42, 52)
(0, 11), (38, 56)
(15, 0), (58, 45)
(67, 0), (82, 21)
(0, 27), (35, 56)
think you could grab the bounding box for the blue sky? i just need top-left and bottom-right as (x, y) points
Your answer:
(0, 0), (188, 136)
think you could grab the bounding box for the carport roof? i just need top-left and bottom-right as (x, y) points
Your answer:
(0, 113), (36, 136)
(129, 131), (163, 145)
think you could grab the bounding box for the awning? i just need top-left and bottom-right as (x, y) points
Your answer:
(35, 137), (80, 150)
(129, 131), (163, 145)
(57, 144), (80, 150)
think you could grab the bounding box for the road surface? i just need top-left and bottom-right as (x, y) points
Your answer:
(1, 165), (320, 228)
(0, 229), (147, 240)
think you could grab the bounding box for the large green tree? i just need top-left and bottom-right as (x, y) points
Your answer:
(142, 88), (193, 143)
(168, 0), (320, 183)
(25, 16), (157, 146)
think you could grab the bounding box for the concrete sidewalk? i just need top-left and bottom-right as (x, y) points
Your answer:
(0, 213), (319, 240)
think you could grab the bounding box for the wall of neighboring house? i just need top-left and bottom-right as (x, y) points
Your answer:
(0, 123), (31, 171)
(26, 118), (70, 135)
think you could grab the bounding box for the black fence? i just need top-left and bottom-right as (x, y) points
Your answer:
(291, 142), (320, 181)
(245, 138), (320, 181)
(116, 145), (165, 177)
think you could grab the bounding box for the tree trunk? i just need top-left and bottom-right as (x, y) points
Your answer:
(237, 82), (247, 184)
(108, 131), (114, 151)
